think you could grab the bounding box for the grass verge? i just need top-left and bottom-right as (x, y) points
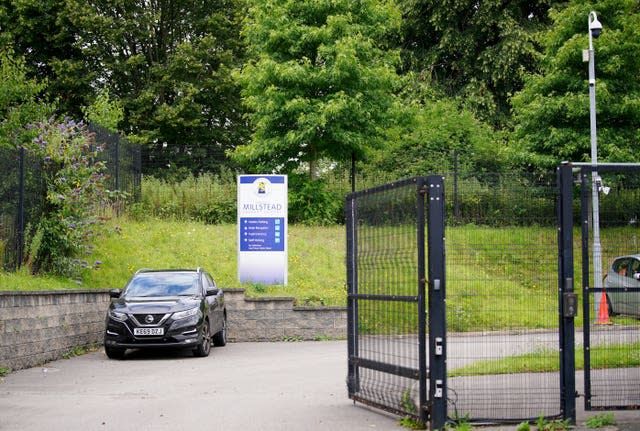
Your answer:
(450, 342), (640, 376)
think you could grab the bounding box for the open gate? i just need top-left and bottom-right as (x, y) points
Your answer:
(348, 165), (640, 427)
(571, 163), (640, 411)
(346, 176), (446, 429)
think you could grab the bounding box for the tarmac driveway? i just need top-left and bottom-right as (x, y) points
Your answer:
(0, 341), (399, 431)
(1, 340), (639, 431)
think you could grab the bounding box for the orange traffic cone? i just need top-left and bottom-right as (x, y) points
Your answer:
(595, 292), (611, 325)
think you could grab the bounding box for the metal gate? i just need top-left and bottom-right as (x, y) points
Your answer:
(346, 176), (446, 429)
(348, 165), (640, 427)
(570, 163), (640, 411)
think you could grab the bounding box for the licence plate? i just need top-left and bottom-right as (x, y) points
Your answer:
(134, 327), (164, 336)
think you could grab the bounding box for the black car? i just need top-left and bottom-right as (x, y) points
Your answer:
(104, 268), (227, 359)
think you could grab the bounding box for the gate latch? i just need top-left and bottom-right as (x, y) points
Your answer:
(434, 380), (443, 398)
(435, 337), (443, 356)
(563, 292), (578, 318)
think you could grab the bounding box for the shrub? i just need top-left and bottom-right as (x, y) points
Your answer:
(289, 175), (343, 225)
(24, 117), (115, 276)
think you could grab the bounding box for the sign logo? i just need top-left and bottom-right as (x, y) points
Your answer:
(254, 178), (271, 196)
(145, 315), (154, 324)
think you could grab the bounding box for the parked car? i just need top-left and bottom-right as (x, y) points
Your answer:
(603, 255), (640, 317)
(104, 268), (227, 359)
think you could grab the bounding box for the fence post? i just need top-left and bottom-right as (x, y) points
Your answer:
(15, 147), (26, 269)
(345, 193), (360, 395)
(114, 138), (120, 192)
(557, 162), (576, 424)
(427, 175), (447, 429)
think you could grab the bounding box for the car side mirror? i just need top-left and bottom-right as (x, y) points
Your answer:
(206, 287), (219, 296)
(109, 289), (122, 298)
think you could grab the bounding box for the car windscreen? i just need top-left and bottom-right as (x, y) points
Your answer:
(124, 273), (199, 297)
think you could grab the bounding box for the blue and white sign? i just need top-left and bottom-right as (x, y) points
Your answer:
(237, 175), (287, 284)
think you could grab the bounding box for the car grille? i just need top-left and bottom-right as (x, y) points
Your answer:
(131, 313), (170, 326)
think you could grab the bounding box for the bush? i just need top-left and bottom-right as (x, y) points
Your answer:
(24, 117), (115, 276)
(134, 171), (237, 224)
(289, 175), (343, 225)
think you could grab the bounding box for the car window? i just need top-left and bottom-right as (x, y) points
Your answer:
(205, 272), (217, 289)
(124, 273), (199, 297)
(631, 259), (640, 279)
(613, 258), (630, 277)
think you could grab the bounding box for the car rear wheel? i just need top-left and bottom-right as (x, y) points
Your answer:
(105, 345), (126, 359)
(606, 294), (617, 316)
(213, 315), (227, 347)
(193, 321), (211, 357)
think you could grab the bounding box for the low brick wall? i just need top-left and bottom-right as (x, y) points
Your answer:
(0, 290), (112, 372)
(224, 289), (347, 342)
(0, 288), (347, 372)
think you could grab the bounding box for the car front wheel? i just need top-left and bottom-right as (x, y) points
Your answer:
(193, 321), (211, 357)
(105, 345), (126, 359)
(213, 315), (227, 347)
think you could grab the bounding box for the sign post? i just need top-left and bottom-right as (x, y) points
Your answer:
(237, 175), (288, 284)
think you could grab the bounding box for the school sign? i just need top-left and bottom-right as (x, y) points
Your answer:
(237, 175), (288, 284)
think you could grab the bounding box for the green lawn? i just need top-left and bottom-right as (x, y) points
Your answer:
(2, 220), (639, 332)
(1, 219), (347, 306)
(450, 342), (640, 376)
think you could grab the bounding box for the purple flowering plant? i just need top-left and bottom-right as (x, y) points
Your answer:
(24, 117), (116, 276)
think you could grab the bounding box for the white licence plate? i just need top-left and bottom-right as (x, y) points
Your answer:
(134, 327), (164, 336)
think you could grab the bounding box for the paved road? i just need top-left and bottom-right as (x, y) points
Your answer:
(0, 341), (399, 431)
(0, 340), (639, 431)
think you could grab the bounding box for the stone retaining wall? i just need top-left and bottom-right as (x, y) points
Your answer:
(0, 289), (347, 372)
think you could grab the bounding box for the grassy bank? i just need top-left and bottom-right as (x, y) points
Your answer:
(2, 220), (638, 332)
(1, 220), (347, 306)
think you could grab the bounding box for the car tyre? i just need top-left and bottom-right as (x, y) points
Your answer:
(606, 294), (617, 316)
(105, 345), (126, 359)
(193, 321), (211, 357)
(213, 315), (227, 347)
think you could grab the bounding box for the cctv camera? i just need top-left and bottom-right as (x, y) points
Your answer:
(589, 12), (602, 38)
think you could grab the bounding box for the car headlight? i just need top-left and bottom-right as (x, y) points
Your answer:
(172, 307), (200, 320)
(108, 309), (127, 322)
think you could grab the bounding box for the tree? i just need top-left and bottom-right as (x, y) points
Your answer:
(81, 88), (124, 134)
(64, 0), (248, 177)
(511, 0), (640, 171)
(399, 0), (559, 125)
(0, 49), (54, 149)
(0, 0), (91, 117)
(364, 75), (503, 179)
(233, 0), (402, 180)
(1, 0), (248, 177)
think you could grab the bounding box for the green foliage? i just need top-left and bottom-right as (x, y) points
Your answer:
(401, 388), (417, 414)
(62, 345), (87, 359)
(24, 118), (115, 276)
(0, 0), (89, 117)
(399, 0), (555, 124)
(133, 172), (237, 224)
(0, 49), (53, 149)
(0, 367), (10, 377)
(233, 0), (402, 179)
(585, 413), (616, 428)
(512, 0), (640, 172)
(82, 88), (123, 133)
(535, 416), (572, 430)
(288, 176), (343, 225)
(398, 417), (426, 430)
(367, 76), (504, 179)
(517, 422), (531, 431)
(2, 0), (248, 175)
(446, 414), (473, 430)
